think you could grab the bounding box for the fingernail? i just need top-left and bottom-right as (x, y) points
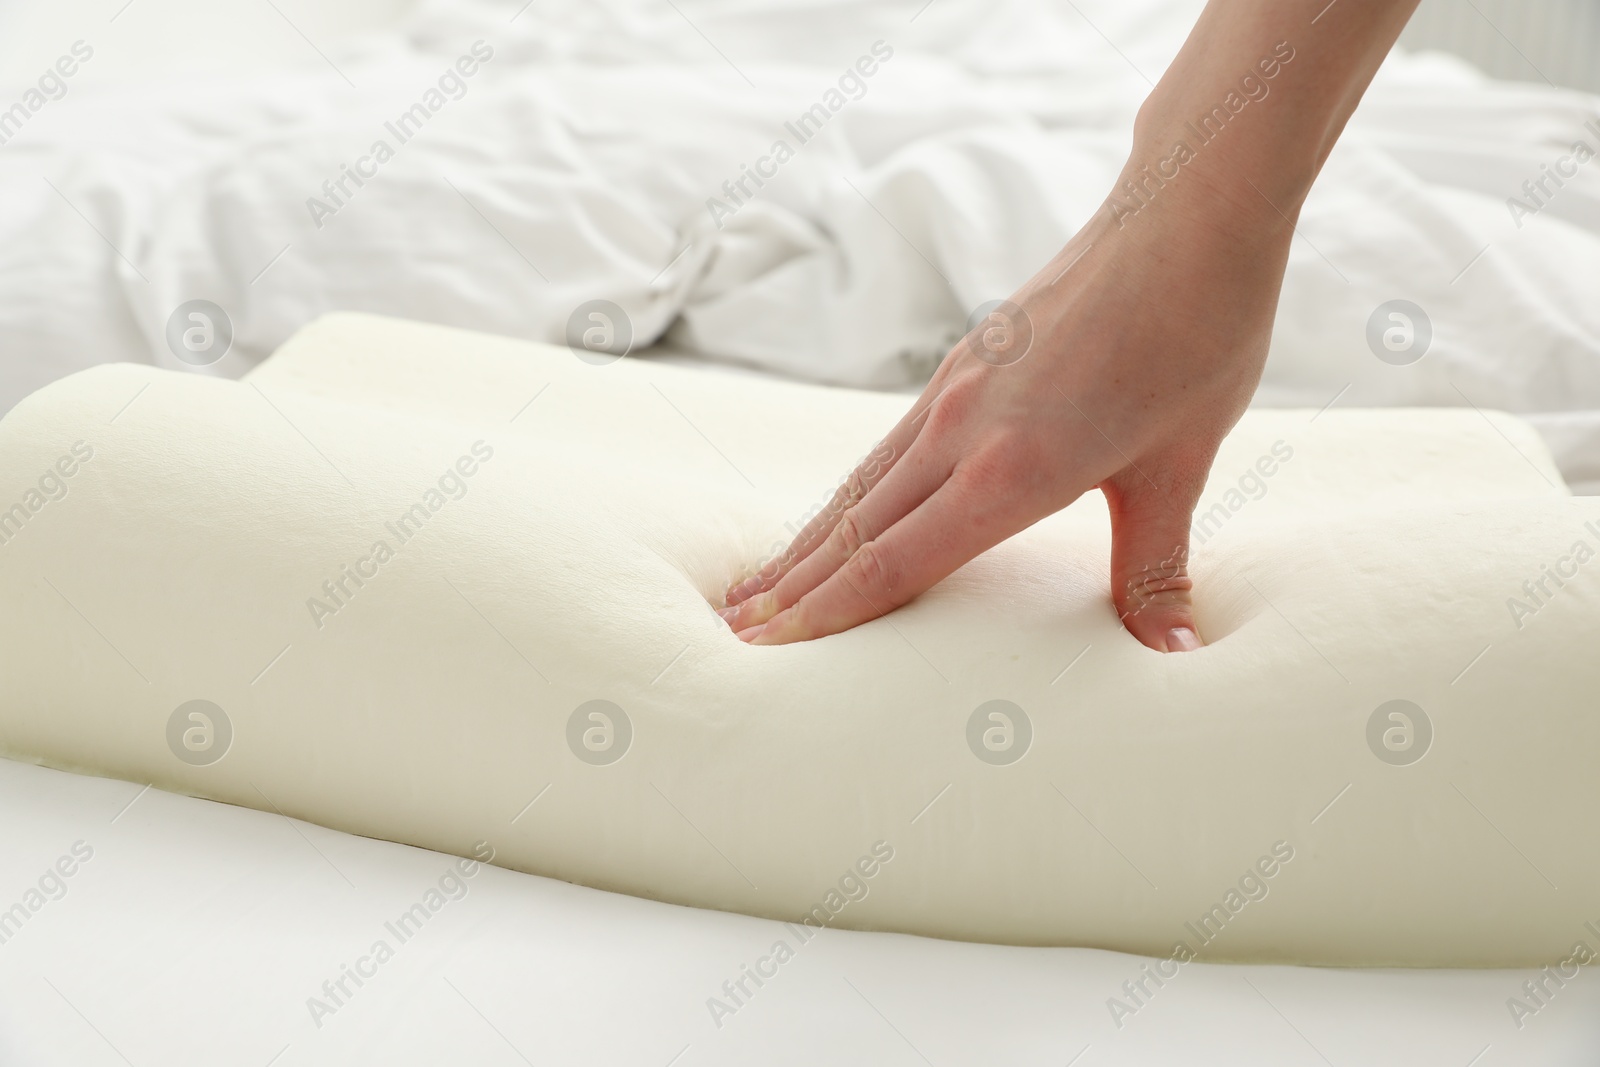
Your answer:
(1165, 626), (1202, 653)
(717, 607), (738, 623)
(735, 623), (766, 643)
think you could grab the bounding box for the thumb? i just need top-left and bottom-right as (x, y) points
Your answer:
(1101, 466), (1206, 653)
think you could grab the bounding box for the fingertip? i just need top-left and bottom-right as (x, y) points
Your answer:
(733, 590), (782, 630)
(1119, 604), (1202, 653)
(735, 622), (767, 643)
(1164, 625), (1203, 653)
(749, 609), (799, 645)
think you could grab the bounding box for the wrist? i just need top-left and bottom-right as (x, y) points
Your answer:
(1097, 120), (1307, 248)
(1125, 73), (1325, 227)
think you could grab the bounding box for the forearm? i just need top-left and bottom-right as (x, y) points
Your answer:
(1113, 0), (1420, 225)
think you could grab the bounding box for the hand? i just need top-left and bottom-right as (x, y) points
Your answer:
(719, 162), (1296, 650)
(718, 0), (1420, 650)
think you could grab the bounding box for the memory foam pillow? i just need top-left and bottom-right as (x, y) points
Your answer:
(0, 312), (1594, 967)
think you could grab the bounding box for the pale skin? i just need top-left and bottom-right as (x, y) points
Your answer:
(720, 0), (1422, 651)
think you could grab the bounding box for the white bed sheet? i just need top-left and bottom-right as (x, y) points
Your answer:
(1, 758), (1596, 1066)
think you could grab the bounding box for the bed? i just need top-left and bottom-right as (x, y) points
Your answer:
(3, 756), (1597, 1066)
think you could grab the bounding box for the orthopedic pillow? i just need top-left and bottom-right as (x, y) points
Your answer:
(0, 313), (1595, 967)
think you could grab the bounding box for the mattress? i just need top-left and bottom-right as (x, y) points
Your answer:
(1, 757), (1596, 1065)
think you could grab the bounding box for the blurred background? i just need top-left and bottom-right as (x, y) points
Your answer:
(1403, 0), (1600, 92)
(6, 0), (1598, 91)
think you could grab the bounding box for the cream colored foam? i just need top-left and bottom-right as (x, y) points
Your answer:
(0, 312), (1594, 966)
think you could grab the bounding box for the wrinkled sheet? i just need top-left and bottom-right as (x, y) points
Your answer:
(2, 0), (1599, 491)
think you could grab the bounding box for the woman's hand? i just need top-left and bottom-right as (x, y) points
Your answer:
(718, 0), (1420, 650)
(719, 161), (1293, 650)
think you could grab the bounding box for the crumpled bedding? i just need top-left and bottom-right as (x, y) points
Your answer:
(2, 0), (1599, 485)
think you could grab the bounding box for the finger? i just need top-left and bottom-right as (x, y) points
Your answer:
(1102, 469), (1206, 652)
(722, 461), (876, 610)
(723, 437), (951, 632)
(751, 465), (1030, 644)
(722, 390), (942, 608)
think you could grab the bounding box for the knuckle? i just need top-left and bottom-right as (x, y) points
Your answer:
(778, 601), (813, 641)
(855, 445), (892, 484)
(1119, 550), (1194, 617)
(842, 539), (898, 601)
(925, 379), (978, 436)
(837, 468), (868, 507)
(969, 439), (1027, 485)
(830, 506), (872, 558)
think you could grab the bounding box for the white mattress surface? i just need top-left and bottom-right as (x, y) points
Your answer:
(2, 758), (1597, 1066)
